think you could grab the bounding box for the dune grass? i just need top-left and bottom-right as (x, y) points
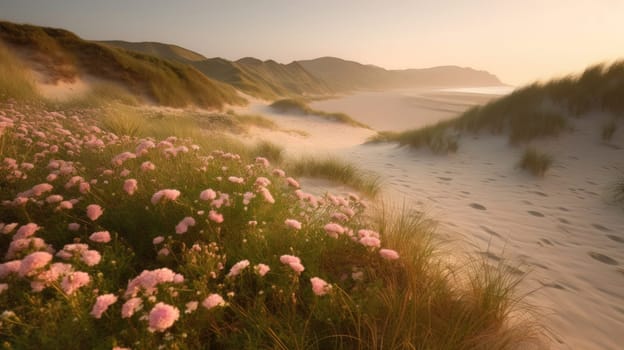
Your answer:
(369, 120), (459, 154)
(0, 42), (40, 102)
(270, 98), (369, 128)
(287, 156), (381, 197)
(377, 60), (624, 152)
(614, 177), (624, 203)
(518, 148), (553, 177)
(601, 119), (618, 142)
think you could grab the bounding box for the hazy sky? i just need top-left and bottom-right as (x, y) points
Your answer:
(1, 0), (623, 85)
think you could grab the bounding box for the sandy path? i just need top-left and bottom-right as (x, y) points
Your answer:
(243, 91), (624, 349)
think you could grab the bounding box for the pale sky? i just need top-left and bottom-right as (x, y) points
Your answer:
(1, 0), (623, 85)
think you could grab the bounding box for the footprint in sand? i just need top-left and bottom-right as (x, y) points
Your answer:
(530, 191), (548, 197)
(461, 191), (470, 195)
(558, 218), (571, 224)
(540, 238), (554, 246)
(592, 223), (611, 232)
(588, 252), (619, 265)
(437, 176), (452, 181)
(527, 210), (545, 217)
(606, 235), (624, 243)
(469, 203), (487, 210)
(480, 226), (501, 238)
(558, 207), (570, 212)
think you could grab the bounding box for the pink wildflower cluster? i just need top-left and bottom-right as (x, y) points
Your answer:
(280, 255), (305, 274)
(310, 277), (332, 296)
(148, 302), (180, 332)
(151, 189), (181, 205)
(175, 216), (196, 234)
(125, 268), (184, 297)
(90, 293), (118, 318)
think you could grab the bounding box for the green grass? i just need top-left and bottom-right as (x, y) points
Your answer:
(601, 119), (618, 141)
(377, 60), (624, 152)
(518, 148), (553, 177)
(270, 98), (369, 128)
(0, 41), (40, 102)
(0, 21), (247, 109)
(0, 99), (541, 349)
(369, 120), (458, 154)
(287, 156), (381, 197)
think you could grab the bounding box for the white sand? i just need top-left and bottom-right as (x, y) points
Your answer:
(242, 90), (624, 350)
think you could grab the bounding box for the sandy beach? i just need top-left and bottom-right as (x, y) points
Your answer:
(243, 89), (624, 350)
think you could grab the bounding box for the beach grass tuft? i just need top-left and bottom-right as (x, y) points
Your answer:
(270, 98), (370, 128)
(518, 148), (553, 177)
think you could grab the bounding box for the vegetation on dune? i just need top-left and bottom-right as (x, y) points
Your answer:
(287, 157), (381, 197)
(0, 99), (541, 349)
(376, 60), (624, 152)
(601, 119), (618, 142)
(270, 98), (369, 128)
(369, 121), (458, 154)
(518, 148), (553, 177)
(0, 21), (246, 109)
(615, 177), (624, 203)
(0, 42), (39, 102)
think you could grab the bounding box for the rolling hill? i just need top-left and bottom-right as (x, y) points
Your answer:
(298, 56), (503, 91)
(100, 41), (332, 99)
(0, 21), (246, 109)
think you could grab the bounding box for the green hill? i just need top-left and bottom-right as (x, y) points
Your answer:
(101, 41), (332, 99)
(298, 56), (503, 91)
(0, 21), (246, 109)
(371, 60), (624, 152)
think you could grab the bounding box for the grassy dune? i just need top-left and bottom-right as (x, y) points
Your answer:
(0, 21), (246, 109)
(373, 61), (624, 152)
(0, 42), (39, 102)
(270, 98), (369, 128)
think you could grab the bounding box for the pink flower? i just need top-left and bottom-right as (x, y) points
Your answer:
(258, 187), (275, 204)
(273, 168), (286, 177)
(310, 277), (332, 296)
(123, 179), (138, 195)
(255, 263), (270, 277)
(124, 268), (179, 297)
(228, 176), (244, 184)
(185, 301), (199, 314)
(285, 219), (302, 230)
(86, 204), (104, 221)
(175, 216), (196, 234)
(2, 223), (18, 234)
(119, 169), (130, 177)
(14, 223), (40, 240)
(199, 188), (217, 201)
(324, 223), (345, 238)
(81, 250), (102, 266)
(89, 231), (111, 243)
(286, 177), (300, 188)
(208, 210), (224, 224)
(242, 191), (255, 205)
(226, 260), (250, 278)
(151, 189), (180, 205)
(152, 236), (164, 245)
(90, 293), (118, 319)
(46, 173), (58, 182)
(31, 183), (53, 196)
(148, 302), (180, 332)
(359, 236), (381, 248)
(19, 251), (53, 277)
(280, 254), (305, 274)
(255, 157), (270, 167)
(79, 182), (90, 194)
(254, 177), (271, 187)
(0, 260), (22, 279)
(61, 271), (91, 295)
(46, 194), (63, 203)
(121, 297), (143, 318)
(379, 249), (400, 260)
(141, 161), (156, 171)
(68, 223), (80, 231)
(58, 201), (73, 210)
(0, 283), (8, 294)
(202, 293), (225, 310)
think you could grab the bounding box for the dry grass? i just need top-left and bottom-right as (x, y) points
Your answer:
(518, 148), (553, 177)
